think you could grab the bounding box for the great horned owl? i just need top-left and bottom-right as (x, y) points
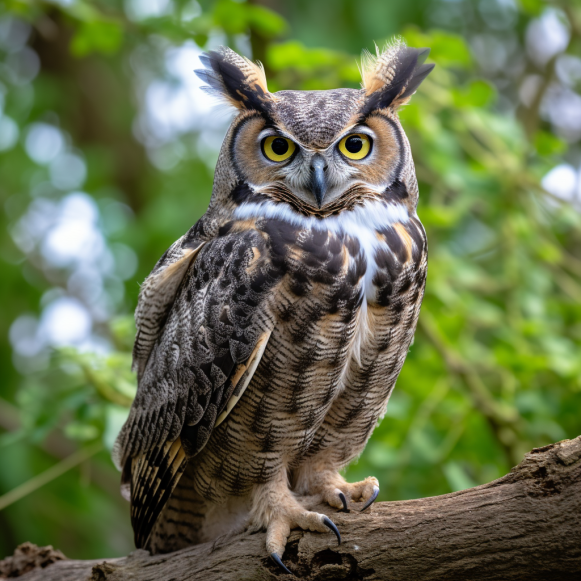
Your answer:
(114, 41), (433, 573)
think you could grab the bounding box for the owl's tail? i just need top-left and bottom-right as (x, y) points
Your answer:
(145, 460), (212, 554)
(126, 437), (188, 550)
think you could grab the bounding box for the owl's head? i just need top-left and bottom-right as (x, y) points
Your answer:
(196, 42), (434, 218)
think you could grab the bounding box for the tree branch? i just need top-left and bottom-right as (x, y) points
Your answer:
(2, 435), (580, 580)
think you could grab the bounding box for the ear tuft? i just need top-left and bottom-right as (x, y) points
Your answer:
(360, 39), (434, 115)
(195, 46), (273, 114)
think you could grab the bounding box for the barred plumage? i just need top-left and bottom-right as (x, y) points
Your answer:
(114, 42), (433, 565)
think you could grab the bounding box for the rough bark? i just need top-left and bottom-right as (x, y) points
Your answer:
(2, 435), (580, 581)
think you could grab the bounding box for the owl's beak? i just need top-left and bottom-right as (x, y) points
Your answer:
(310, 155), (328, 207)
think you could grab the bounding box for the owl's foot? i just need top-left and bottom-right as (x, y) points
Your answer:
(265, 509), (340, 576)
(265, 507), (341, 558)
(251, 473), (341, 575)
(310, 472), (380, 512)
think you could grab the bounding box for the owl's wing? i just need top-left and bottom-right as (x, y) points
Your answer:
(132, 229), (206, 380)
(114, 227), (274, 548)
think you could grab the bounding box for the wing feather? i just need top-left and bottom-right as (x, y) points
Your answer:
(131, 438), (187, 548)
(114, 227), (275, 548)
(133, 235), (206, 379)
(214, 329), (271, 427)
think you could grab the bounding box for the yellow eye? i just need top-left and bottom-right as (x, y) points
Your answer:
(262, 136), (296, 162)
(338, 133), (372, 160)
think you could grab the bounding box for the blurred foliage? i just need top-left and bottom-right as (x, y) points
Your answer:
(1, 0), (581, 561)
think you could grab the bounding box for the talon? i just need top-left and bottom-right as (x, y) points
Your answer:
(322, 516), (341, 545)
(338, 491), (349, 513)
(360, 485), (380, 512)
(271, 553), (294, 576)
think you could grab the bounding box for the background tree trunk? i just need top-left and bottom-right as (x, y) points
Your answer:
(2, 435), (580, 581)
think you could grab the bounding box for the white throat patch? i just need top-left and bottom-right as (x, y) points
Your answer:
(233, 198), (409, 233)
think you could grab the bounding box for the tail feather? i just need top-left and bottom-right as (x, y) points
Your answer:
(129, 437), (188, 549)
(146, 461), (209, 554)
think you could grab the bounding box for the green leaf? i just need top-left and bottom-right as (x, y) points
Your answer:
(534, 131), (567, 156)
(268, 41), (342, 71)
(248, 5), (287, 37)
(70, 20), (123, 57)
(443, 461), (478, 492)
(452, 80), (496, 108)
(64, 422), (100, 442)
(403, 28), (472, 68)
(213, 0), (249, 35)
(518, 0), (544, 16)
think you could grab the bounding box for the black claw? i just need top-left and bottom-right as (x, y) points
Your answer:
(322, 516), (341, 546)
(338, 491), (349, 512)
(360, 486), (380, 512)
(270, 553), (294, 576)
